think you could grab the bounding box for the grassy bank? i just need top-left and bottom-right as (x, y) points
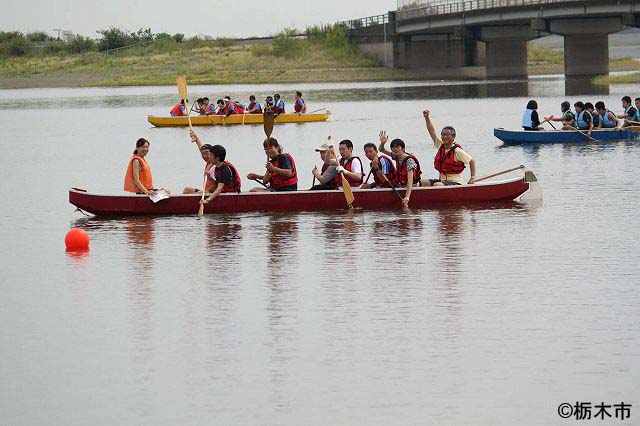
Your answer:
(593, 72), (640, 84)
(1, 39), (639, 88)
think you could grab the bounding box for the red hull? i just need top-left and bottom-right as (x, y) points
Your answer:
(69, 177), (531, 216)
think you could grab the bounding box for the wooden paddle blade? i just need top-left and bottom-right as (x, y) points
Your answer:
(198, 203), (204, 216)
(340, 174), (355, 206)
(263, 111), (274, 138)
(176, 75), (188, 100)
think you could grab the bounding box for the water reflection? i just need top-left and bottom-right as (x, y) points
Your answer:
(565, 76), (610, 96)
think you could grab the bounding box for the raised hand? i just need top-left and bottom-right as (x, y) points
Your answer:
(379, 130), (388, 144)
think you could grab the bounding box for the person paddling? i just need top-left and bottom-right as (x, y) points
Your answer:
(361, 143), (396, 189)
(379, 132), (422, 208)
(200, 145), (242, 206)
(247, 95), (262, 114)
(544, 101), (575, 129)
(183, 130), (215, 194)
(573, 101), (593, 137)
(595, 101), (623, 129)
(310, 142), (337, 190)
(326, 139), (364, 189)
(294, 91), (307, 114)
(585, 102), (600, 128)
(247, 138), (298, 192)
(170, 99), (187, 116)
(422, 109), (476, 187)
(273, 94), (285, 114)
(124, 138), (169, 196)
(619, 96), (639, 126)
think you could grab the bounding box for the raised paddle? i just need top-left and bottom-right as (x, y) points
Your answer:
(264, 110), (275, 138)
(475, 165), (525, 183)
(329, 136), (355, 208)
(197, 172), (207, 216)
(176, 75), (193, 130)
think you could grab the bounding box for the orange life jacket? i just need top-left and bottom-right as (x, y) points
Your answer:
(124, 155), (153, 193)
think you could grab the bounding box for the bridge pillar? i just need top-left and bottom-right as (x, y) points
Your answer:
(549, 18), (625, 76)
(477, 26), (543, 78)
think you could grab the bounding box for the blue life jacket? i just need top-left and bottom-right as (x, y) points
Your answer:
(562, 109), (574, 123)
(589, 110), (600, 127)
(625, 105), (639, 122)
(575, 110), (591, 130)
(600, 109), (617, 128)
(521, 109), (535, 128)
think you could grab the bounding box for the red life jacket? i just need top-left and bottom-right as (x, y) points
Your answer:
(396, 154), (422, 187)
(273, 101), (285, 114)
(213, 161), (242, 193)
(248, 102), (262, 114)
(269, 153), (298, 189)
(170, 103), (185, 116)
(372, 154), (397, 187)
(334, 156), (363, 188)
(229, 101), (245, 115)
(294, 98), (305, 113)
(434, 143), (466, 175)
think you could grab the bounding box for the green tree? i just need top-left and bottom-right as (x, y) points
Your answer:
(96, 27), (133, 51)
(272, 28), (302, 58)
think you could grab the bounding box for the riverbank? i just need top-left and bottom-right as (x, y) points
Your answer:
(1, 40), (639, 89)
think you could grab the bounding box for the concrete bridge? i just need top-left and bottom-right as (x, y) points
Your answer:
(346, 0), (640, 78)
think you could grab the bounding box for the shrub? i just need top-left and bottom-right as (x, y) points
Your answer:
(27, 31), (51, 42)
(173, 33), (184, 43)
(44, 41), (66, 54)
(0, 31), (24, 43)
(272, 28), (302, 58)
(6, 37), (34, 56)
(66, 34), (96, 53)
(251, 43), (272, 57)
(305, 23), (349, 49)
(132, 28), (154, 44)
(155, 32), (172, 40)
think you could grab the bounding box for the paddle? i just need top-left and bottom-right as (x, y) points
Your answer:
(627, 120), (640, 125)
(264, 110), (275, 138)
(543, 120), (557, 130)
(197, 172), (207, 216)
(475, 165), (525, 183)
(176, 75), (193, 130)
(252, 178), (269, 189)
(307, 107), (327, 114)
(329, 136), (355, 208)
(364, 169), (372, 184)
(568, 125), (596, 142)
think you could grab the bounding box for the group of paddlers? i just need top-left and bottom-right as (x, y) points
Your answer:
(123, 109), (477, 208)
(522, 96), (640, 136)
(169, 91), (307, 117)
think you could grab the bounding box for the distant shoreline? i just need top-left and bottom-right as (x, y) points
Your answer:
(2, 63), (639, 90)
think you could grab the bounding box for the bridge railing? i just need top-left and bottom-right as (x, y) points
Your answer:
(340, 13), (389, 30)
(397, 0), (582, 19)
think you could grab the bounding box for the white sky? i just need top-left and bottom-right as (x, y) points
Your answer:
(2, 0), (396, 38)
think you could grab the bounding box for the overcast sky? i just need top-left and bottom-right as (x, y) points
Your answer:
(2, 0), (397, 38)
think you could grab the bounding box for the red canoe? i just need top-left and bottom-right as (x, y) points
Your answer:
(69, 169), (539, 216)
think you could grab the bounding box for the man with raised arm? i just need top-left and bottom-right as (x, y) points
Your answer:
(379, 132), (422, 208)
(422, 109), (476, 187)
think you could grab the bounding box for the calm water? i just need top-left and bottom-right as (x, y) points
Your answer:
(1, 77), (639, 425)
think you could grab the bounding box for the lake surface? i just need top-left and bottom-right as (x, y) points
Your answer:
(1, 77), (639, 425)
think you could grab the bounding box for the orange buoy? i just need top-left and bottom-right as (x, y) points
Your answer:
(65, 228), (90, 250)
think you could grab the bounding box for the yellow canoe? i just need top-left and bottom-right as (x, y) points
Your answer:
(147, 111), (330, 127)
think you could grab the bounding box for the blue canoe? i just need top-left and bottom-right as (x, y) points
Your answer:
(494, 127), (640, 144)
